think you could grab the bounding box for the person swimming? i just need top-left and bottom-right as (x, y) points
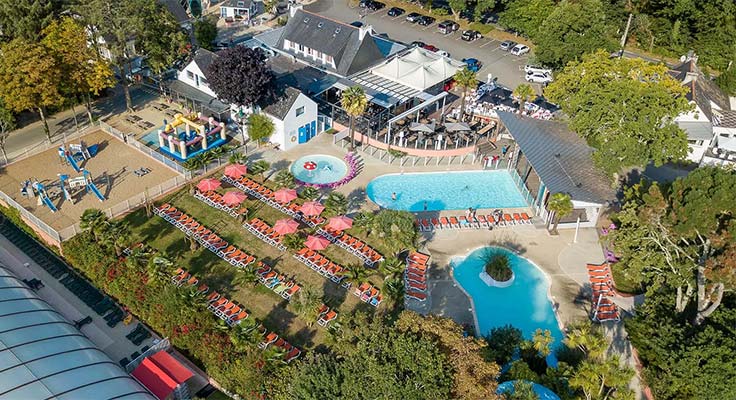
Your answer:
(391, 192), (397, 201)
(323, 164), (332, 171)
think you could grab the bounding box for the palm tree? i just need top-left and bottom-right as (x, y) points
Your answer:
(512, 83), (536, 112)
(290, 288), (322, 326)
(232, 268), (258, 288)
(80, 208), (109, 242)
(346, 264), (370, 286)
(249, 160), (271, 182)
(229, 152), (247, 165)
(341, 86), (368, 150)
(453, 67), (477, 122)
(383, 277), (405, 307)
(324, 192), (348, 216)
(353, 211), (375, 234)
(299, 186), (320, 201)
(564, 322), (608, 361)
(532, 328), (553, 357)
(547, 192), (573, 235)
(282, 233), (305, 251)
(230, 321), (263, 351)
(379, 257), (405, 280)
(146, 256), (173, 284)
(100, 220), (130, 256)
(274, 170), (296, 189)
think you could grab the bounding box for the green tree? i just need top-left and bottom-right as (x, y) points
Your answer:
(324, 192), (348, 216)
(282, 233), (305, 251)
(274, 169), (296, 189)
(533, 0), (615, 69)
(532, 329), (553, 357)
(447, 0), (467, 21)
(506, 360), (541, 382)
(299, 186), (320, 201)
(247, 113), (275, 147)
(341, 86), (368, 150)
(249, 160), (271, 181)
(369, 209), (418, 253)
(378, 257), (405, 280)
(500, 0), (555, 40)
(564, 322), (608, 361)
(503, 380), (540, 400)
(545, 51), (692, 175)
(100, 219), (131, 256)
(453, 67), (477, 122)
(512, 83), (536, 112)
(146, 255), (173, 284)
(715, 67), (736, 96)
(474, 0), (495, 21)
(485, 325), (524, 365)
(568, 356), (634, 400)
(228, 152), (247, 165)
(79, 209), (109, 242)
(290, 288), (322, 326)
(194, 19), (218, 50)
(0, 98), (16, 163)
(546, 192), (573, 234)
(382, 276), (405, 308)
(0, 0), (56, 41)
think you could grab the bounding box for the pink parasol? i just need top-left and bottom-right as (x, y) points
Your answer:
(273, 188), (297, 204)
(305, 235), (330, 251)
(224, 163), (248, 178)
(327, 216), (353, 231)
(300, 201), (325, 216)
(197, 178), (221, 192)
(273, 218), (299, 235)
(303, 161), (317, 171)
(222, 191), (247, 206)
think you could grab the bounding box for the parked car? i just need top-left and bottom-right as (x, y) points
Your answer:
(437, 20), (459, 34)
(366, 1), (385, 11)
(405, 12), (422, 23)
(525, 71), (553, 84)
(436, 50), (450, 57)
(499, 40), (516, 51)
(387, 6), (404, 16)
(524, 64), (552, 75)
(359, 0), (371, 7)
(417, 15), (435, 26)
(510, 44), (530, 56)
(350, 21), (364, 27)
(461, 30), (482, 41)
(410, 40), (426, 48)
(422, 44), (439, 52)
(462, 58), (482, 72)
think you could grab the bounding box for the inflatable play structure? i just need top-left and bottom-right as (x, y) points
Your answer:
(157, 113), (227, 161)
(58, 141), (99, 173)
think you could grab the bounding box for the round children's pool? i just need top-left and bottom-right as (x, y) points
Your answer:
(291, 155), (348, 185)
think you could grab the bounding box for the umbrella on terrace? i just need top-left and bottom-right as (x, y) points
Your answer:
(273, 188), (298, 204)
(300, 201), (325, 216)
(224, 163), (248, 178)
(409, 122), (436, 133)
(273, 218), (300, 235)
(305, 235), (330, 251)
(222, 191), (247, 206)
(444, 122), (471, 132)
(327, 216), (353, 231)
(197, 178), (221, 192)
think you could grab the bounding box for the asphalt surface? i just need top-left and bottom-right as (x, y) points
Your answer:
(305, 0), (532, 89)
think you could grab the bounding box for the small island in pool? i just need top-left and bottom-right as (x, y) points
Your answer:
(480, 250), (515, 287)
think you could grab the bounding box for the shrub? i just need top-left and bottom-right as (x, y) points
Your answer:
(431, 7), (449, 16)
(483, 251), (512, 281)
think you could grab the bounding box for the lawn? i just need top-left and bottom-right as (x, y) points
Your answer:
(124, 177), (390, 349)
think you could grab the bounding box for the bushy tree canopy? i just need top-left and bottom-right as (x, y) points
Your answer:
(206, 46), (275, 107)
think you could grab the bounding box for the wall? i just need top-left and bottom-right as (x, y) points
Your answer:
(177, 61), (217, 98)
(220, 4), (256, 19)
(279, 93), (318, 151)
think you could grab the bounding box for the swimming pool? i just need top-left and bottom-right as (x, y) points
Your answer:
(451, 247), (564, 350)
(291, 154), (348, 185)
(366, 170), (528, 212)
(140, 130), (161, 149)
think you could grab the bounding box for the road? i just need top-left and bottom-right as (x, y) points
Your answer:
(305, 0), (532, 89)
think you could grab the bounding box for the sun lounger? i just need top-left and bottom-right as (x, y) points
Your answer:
(258, 332), (278, 349)
(503, 214), (514, 225)
(282, 284), (300, 300)
(317, 310), (337, 326)
(406, 290), (427, 301)
(284, 347), (301, 363)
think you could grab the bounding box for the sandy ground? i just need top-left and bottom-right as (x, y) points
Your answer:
(0, 130), (179, 230)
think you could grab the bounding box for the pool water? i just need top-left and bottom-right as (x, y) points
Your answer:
(497, 381), (561, 400)
(451, 247), (564, 349)
(291, 154), (348, 185)
(366, 170), (527, 212)
(140, 130), (161, 148)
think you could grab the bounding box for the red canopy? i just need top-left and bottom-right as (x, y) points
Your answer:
(300, 201), (325, 216)
(305, 235), (330, 251)
(327, 216), (353, 231)
(273, 188), (297, 204)
(197, 178), (221, 192)
(222, 191), (247, 206)
(132, 358), (178, 400)
(273, 218), (299, 235)
(224, 163), (247, 178)
(150, 351), (193, 384)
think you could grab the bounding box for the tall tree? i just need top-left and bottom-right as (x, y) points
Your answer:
(341, 86), (368, 150)
(193, 19), (218, 50)
(0, 98), (16, 164)
(0, 38), (63, 140)
(512, 83), (536, 112)
(546, 192), (573, 234)
(447, 0), (468, 21)
(207, 46), (275, 109)
(247, 113), (275, 147)
(453, 67), (477, 122)
(499, 0), (555, 40)
(545, 50), (692, 175)
(0, 0), (56, 41)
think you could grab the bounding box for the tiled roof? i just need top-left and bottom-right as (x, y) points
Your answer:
(716, 110), (736, 128)
(192, 48), (218, 80)
(261, 86), (302, 120)
(670, 59), (731, 122)
(159, 0), (190, 24)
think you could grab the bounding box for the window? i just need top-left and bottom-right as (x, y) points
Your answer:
(325, 55), (334, 65)
(200, 77), (208, 86)
(186, 70), (194, 80)
(298, 44), (304, 52)
(296, 106), (305, 117)
(307, 48), (312, 56)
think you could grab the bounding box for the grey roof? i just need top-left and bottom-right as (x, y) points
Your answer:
(277, 9), (387, 76)
(677, 121), (714, 140)
(261, 86), (302, 120)
(715, 110), (736, 128)
(159, 0), (190, 24)
(0, 265), (154, 400)
(192, 48), (219, 80)
(221, 0), (253, 8)
(497, 112), (615, 204)
(166, 80), (231, 114)
(670, 59), (731, 122)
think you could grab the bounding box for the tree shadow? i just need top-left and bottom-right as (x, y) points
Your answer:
(346, 187), (366, 213)
(270, 159), (291, 173)
(487, 233), (527, 255)
(322, 277), (347, 309)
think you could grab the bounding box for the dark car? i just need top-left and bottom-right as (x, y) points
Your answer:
(422, 44), (439, 52)
(437, 20), (459, 34)
(462, 58), (482, 72)
(366, 1), (385, 11)
(499, 40), (517, 51)
(410, 40), (426, 48)
(405, 12), (422, 23)
(350, 21), (364, 27)
(387, 6), (404, 16)
(417, 15), (435, 26)
(359, 0), (371, 7)
(461, 30), (482, 41)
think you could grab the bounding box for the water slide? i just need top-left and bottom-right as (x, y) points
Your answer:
(41, 195), (58, 212)
(87, 181), (105, 202)
(66, 153), (82, 173)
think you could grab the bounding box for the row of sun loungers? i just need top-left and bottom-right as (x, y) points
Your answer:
(293, 248), (350, 287)
(352, 282), (383, 307)
(417, 213), (532, 231)
(170, 268), (210, 295)
(254, 263), (302, 300)
(194, 189), (248, 218)
(154, 204), (256, 268)
(316, 304), (338, 327)
(243, 218), (287, 251)
(586, 263), (621, 322)
(405, 252), (430, 302)
(318, 227), (384, 266)
(258, 330), (302, 363)
(170, 268), (250, 326)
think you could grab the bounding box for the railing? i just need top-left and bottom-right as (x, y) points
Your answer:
(0, 190), (62, 243)
(1, 123), (97, 168)
(508, 168), (536, 211)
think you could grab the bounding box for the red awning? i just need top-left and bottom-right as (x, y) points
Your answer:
(150, 351), (194, 384)
(132, 358), (178, 400)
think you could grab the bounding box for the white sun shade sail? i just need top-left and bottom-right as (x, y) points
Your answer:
(371, 47), (465, 91)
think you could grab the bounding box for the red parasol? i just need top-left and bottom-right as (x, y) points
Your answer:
(305, 235), (330, 251)
(222, 191), (247, 206)
(224, 164), (248, 178)
(303, 161), (317, 171)
(300, 201), (325, 216)
(197, 178), (221, 192)
(273, 218), (299, 235)
(327, 216), (353, 231)
(273, 188), (297, 204)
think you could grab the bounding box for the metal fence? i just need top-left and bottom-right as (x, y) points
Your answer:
(1, 123), (97, 168)
(0, 190), (62, 243)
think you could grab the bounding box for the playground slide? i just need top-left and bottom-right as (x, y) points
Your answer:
(87, 181), (105, 202)
(41, 196), (58, 212)
(66, 153), (82, 173)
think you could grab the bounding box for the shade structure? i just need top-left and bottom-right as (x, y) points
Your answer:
(273, 218), (299, 235)
(327, 216), (353, 231)
(444, 122), (471, 132)
(300, 201), (325, 216)
(409, 122), (436, 133)
(305, 235), (330, 251)
(222, 191), (247, 205)
(224, 163), (248, 178)
(273, 188), (298, 204)
(197, 178), (221, 192)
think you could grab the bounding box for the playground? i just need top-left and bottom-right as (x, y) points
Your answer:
(0, 130), (180, 231)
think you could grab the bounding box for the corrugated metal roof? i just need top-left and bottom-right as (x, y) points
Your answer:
(497, 112), (615, 204)
(677, 121), (714, 140)
(0, 265), (155, 400)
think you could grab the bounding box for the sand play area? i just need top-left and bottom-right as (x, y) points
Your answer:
(0, 130), (180, 230)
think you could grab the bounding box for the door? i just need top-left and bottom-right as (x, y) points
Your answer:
(310, 121), (316, 139)
(298, 125), (307, 144)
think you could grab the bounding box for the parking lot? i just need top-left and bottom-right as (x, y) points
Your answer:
(306, 0), (535, 89)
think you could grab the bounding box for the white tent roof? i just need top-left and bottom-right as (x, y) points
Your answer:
(371, 47), (464, 91)
(717, 136), (736, 152)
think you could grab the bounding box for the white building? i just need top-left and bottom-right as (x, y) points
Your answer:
(259, 87), (319, 151)
(220, 0), (257, 20)
(176, 48), (218, 98)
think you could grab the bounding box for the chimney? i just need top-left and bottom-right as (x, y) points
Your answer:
(685, 50), (698, 65)
(358, 25), (373, 41)
(289, 4), (303, 18)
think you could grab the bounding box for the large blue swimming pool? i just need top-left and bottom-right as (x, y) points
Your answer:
(366, 170), (527, 211)
(452, 247), (564, 350)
